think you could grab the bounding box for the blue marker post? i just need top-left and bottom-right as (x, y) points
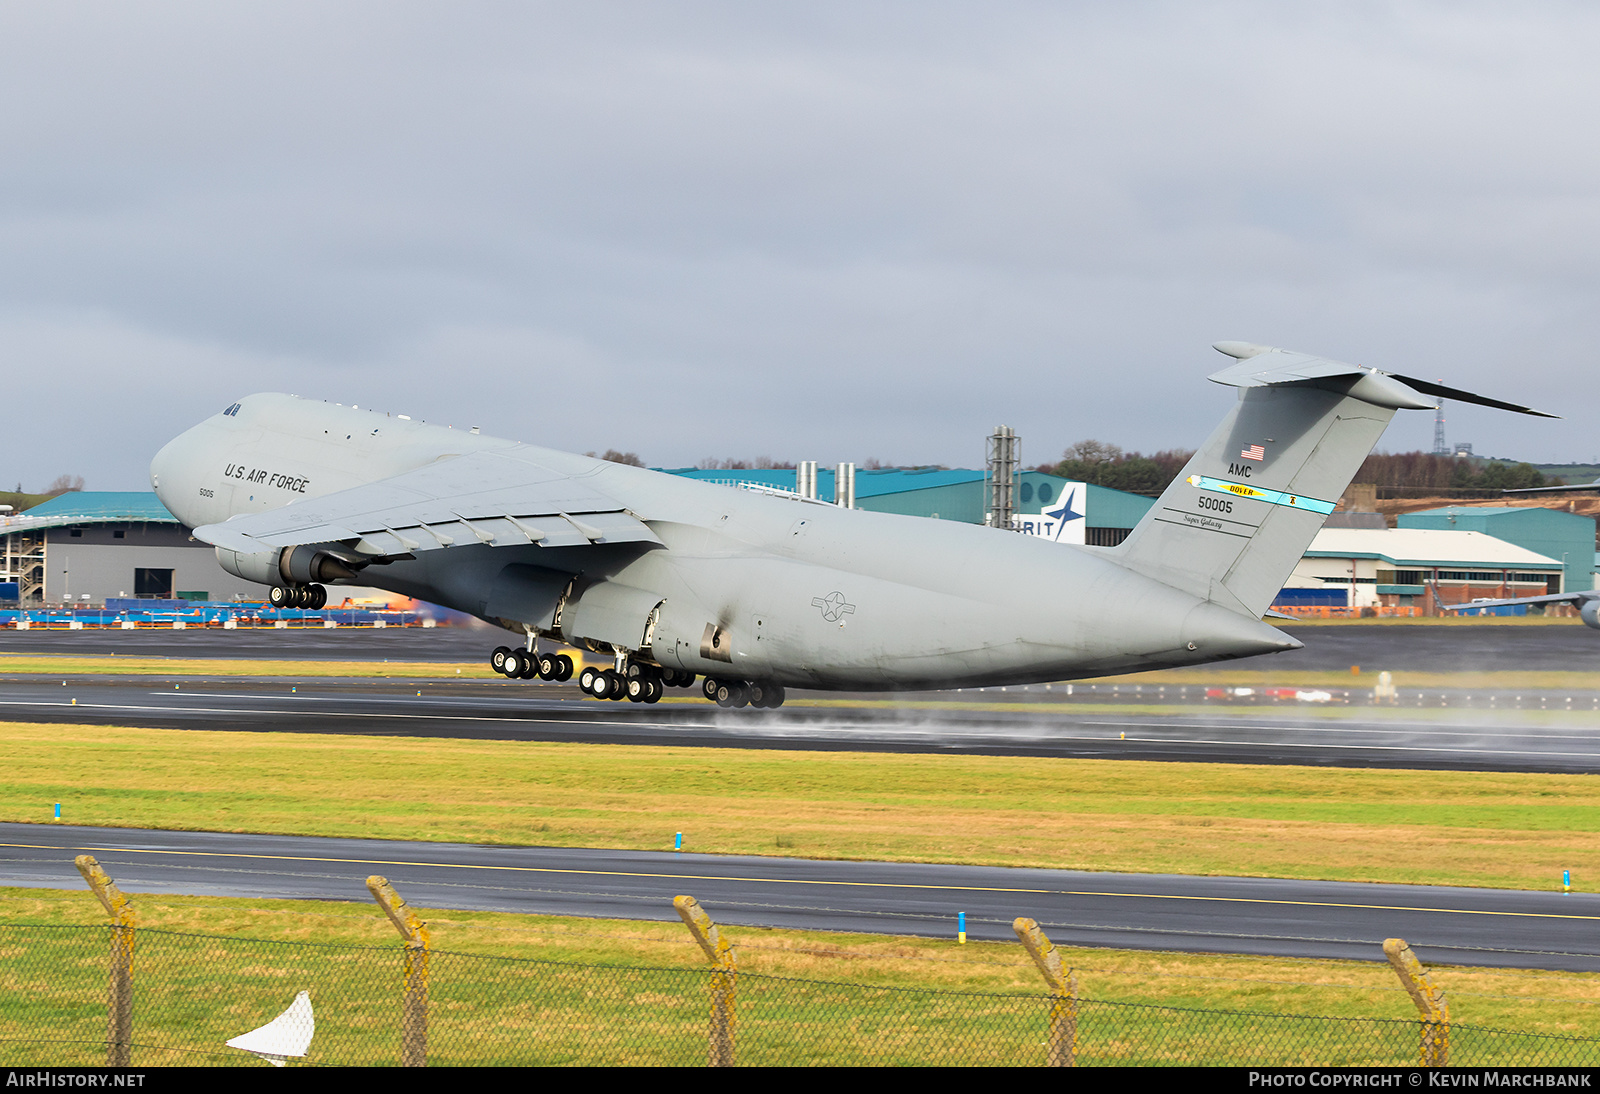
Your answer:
(53, 803), (60, 821)
(1564, 869), (1572, 895)
(958, 911), (967, 945)
(675, 832), (682, 853)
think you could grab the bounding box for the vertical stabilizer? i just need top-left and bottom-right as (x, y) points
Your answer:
(1111, 344), (1554, 619)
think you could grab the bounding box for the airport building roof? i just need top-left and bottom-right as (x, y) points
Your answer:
(1304, 528), (1563, 569)
(0, 492), (178, 535)
(1398, 504), (1596, 592)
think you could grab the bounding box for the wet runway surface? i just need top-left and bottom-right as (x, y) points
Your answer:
(7, 822), (1595, 970)
(4, 675), (1599, 772)
(1, 621), (1597, 671)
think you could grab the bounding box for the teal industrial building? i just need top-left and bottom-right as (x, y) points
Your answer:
(660, 467), (1156, 545)
(1397, 505), (1596, 593)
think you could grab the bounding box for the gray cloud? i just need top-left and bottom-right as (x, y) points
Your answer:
(3, 2), (1598, 492)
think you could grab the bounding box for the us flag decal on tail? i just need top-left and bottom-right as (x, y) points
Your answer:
(1239, 444), (1265, 461)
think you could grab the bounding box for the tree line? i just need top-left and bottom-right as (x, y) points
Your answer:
(1036, 443), (1550, 495)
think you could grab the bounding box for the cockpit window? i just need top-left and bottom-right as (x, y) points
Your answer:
(222, 403), (242, 417)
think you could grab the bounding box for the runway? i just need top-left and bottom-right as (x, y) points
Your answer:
(1, 620), (1597, 670)
(4, 675), (1599, 772)
(5, 822), (1594, 971)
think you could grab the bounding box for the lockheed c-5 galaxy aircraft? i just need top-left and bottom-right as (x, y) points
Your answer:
(150, 343), (1553, 708)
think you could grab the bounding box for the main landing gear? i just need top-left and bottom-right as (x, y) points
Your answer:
(491, 646), (573, 682)
(701, 676), (786, 709)
(485, 645), (783, 709)
(576, 663), (699, 704)
(270, 584), (327, 609)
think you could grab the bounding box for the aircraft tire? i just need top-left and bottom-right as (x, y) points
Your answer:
(604, 670), (627, 699)
(554, 655), (573, 681)
(536, 653), (557, 679)
(269, 585), (289, 607)
(517, 651), (539, 679)
(644, 680), (663, 703)
(491, 647), (512, 674)
(715, 682), (750, 708)
(626, 676), (647, 702)
(702, 677), (720, 701)
(308, 584), (327, 610)
(578, 666), (599, 695)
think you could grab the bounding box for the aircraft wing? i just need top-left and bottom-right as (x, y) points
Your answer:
(1503, 479), (1600, 495)
(1439, 590), (1600, 611)
(191, 447), (663, 558)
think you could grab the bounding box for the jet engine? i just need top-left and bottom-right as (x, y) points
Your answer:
(1582, 599), (1600, 631)
(216, 545), (360, 587)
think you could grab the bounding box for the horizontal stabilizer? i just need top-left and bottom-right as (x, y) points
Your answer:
(1209, 343), (1558, 418)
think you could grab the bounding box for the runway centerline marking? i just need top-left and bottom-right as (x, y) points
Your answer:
(4, 840), (1596, 924)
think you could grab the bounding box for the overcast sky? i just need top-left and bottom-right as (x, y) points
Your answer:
(4, 2), (1598, 491)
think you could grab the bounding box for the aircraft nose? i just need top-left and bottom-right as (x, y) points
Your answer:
(150, 435), (178, 501)
(149, 424), (212, 525)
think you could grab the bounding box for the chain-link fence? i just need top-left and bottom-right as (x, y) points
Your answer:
(2, 924), (1598, 1067)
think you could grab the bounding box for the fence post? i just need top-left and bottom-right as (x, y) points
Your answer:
(1013, 917), (1077, 1067)
(74, 855), (135, 1068)
(367, 875), (430, 1067)
(674, 895), (736, 1067)
(1383, 938), (1448, 1067)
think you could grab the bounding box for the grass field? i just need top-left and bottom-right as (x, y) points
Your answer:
(4, 885), (1595, 1050)
(4, 720), (1597, 891)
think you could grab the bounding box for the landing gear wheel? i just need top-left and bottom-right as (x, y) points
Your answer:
(307, 584), (327, 610)
(537, 653), (557, 680)
(270, 585), (290, 607)
(626, 676), (649, 702)
(643, 679), (663, 704)
(703, 676), (721, 701)
(491, 646), (512, 674)
(553, 655), (574, 682)
(579, 666), (599, 695)
(750, 683), (785, 709)
(604, 670), (627, 699)
(715, 682), (749, 709)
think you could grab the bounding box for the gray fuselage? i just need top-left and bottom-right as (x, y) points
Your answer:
(152, 396), (1297, 690)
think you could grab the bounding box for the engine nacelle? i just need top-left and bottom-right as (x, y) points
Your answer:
(1582, 599), (1600, 631)
(279, 545), (359, 585)
(215, 547), (281, 586)
(215, 545), (358, 587)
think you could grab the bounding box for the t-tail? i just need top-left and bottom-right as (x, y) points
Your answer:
(1111, 342), (1557, 620)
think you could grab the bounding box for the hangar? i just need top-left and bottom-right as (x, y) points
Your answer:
(1284, 527), (1566, 611)
(0, 492), (263, 606)
(1397, 505), (1596, 594)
